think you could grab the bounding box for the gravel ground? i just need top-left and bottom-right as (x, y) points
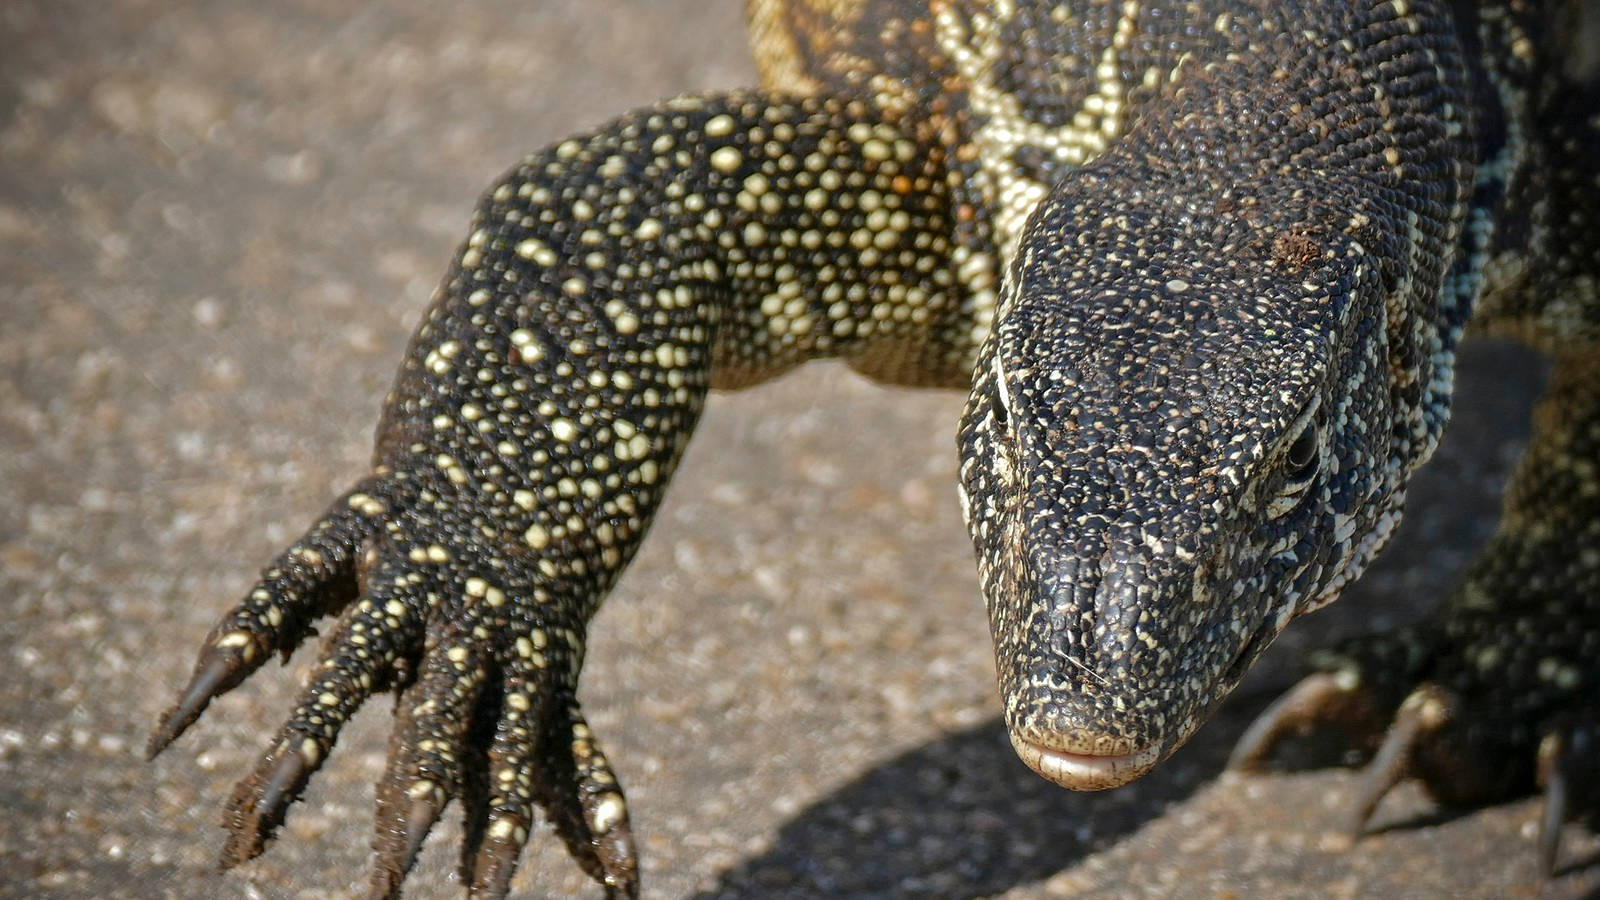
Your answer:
(2, 1), (1596, 898)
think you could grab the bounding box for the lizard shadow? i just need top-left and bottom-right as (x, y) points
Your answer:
(699, 690), (1277, 898)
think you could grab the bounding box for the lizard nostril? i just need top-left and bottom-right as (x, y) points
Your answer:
(991, 387), (1010, 431)
(1223, 626), (1273, 686)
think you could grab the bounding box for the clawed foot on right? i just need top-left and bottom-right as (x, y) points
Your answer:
(1231, 626), (1598, 874)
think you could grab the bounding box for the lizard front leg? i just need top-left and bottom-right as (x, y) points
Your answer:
(149, 90), (961, 897)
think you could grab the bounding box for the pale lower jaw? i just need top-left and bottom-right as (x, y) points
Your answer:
(1009, 733), (1162, 791)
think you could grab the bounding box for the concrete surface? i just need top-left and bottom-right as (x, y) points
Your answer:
(1, 1), (1595, 897)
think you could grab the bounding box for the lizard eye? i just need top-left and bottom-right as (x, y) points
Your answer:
(1279, 393), (1324, 491)
(1265, 411), (1320, 518)
(1284, 425), (1319, 479)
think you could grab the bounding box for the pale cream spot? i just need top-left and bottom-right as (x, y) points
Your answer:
(590, 793), (625, 833)
(435, 453), (468, 485)
(215, 631), (257, 662)
(515, 239), (557, 266)
(347, 493), (387, 516)
(525, 523), (550, 549)
(710, 146), (742, 173)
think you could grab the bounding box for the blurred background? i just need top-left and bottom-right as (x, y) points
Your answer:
(0, 0), (1593, 896)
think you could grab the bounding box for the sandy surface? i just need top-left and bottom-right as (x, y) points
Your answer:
(1, 1), (1595, 897)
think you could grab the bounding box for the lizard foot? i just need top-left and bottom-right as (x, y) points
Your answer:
(1231, 624), (1598, 875)
(149, 475), (638, 898)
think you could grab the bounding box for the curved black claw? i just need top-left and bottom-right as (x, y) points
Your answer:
(214, 534), (428, 867)
(370, 786), (446, 900)
(1230, 630), (1432, 776)
(1229, 671), (1379, 771)
(1345, 683), (1453, 838)
(148, 648), (248, 759)
(1538, 731), (1569, 877)
(221, 732), (321, 866)
(1535, 722), (1599, 876)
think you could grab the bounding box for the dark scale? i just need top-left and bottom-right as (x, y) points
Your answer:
(153, 0), (1599, 896)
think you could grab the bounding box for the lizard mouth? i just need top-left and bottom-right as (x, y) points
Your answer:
(1009, 733), (1162, 791)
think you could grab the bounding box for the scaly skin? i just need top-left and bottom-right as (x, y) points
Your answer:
(152, 0), (1598, 894)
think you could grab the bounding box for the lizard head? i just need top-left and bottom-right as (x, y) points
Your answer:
(957, 168), (1421, 790)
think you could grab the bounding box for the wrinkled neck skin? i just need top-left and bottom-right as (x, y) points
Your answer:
(957, 0), (1496, 789)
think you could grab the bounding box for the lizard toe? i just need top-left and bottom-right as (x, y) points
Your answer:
(1231, 626), (1436, 772)
(460, 665), (546, 898)
(371, 624), (492, 896)
(1230, 671), (1386, 771)
(218, 540), (432, 866)
(1346, 682), (1457, 838)
(535, 699), (638, 899)
(149, 478), (400, 757)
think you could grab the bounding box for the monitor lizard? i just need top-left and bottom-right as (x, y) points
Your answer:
(150, 0), (1599, 895)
